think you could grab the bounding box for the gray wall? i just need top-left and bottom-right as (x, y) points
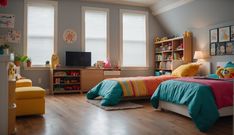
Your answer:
(0, 0), (165, 89)
(155, 0), (234, 73)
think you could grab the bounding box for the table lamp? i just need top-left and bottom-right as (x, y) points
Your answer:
(193, 51), (209, 62)
(193, 51), (210, 75)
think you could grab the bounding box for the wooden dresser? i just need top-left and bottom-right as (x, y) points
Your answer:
(8, 81), (16, 135)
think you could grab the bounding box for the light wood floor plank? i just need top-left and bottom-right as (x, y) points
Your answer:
(16, 95), (233, 135)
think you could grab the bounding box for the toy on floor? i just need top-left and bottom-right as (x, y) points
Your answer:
(216, 61), (234, 79)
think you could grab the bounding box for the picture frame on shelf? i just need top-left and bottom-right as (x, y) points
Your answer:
(226, 42), (234, 55)
(231, 25), (234, 41)
(216, 42), (226, 55)
(210, 43), (216, 56)
(210, 28), (218, 43)
(219, 26), (230, 42)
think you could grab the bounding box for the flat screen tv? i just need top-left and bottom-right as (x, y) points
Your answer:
(66, 51), (91, 67)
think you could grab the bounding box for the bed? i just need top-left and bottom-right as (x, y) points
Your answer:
(150, 77), (233, 132)
(86, 75), (177, 106)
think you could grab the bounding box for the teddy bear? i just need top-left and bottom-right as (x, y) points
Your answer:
(51, 54), (59, 69)
(216, 62), (234, 79)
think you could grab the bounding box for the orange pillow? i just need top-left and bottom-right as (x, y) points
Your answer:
(172, 63), (200, 77)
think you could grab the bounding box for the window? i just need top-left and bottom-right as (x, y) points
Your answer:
(120, 10), (149, 68)
(82, 7), (109, 66)
(25, 0), (57, 66)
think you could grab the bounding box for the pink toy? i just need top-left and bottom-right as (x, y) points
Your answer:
(104, 59), (111, 68)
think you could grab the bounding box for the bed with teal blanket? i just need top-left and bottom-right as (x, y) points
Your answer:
(87, 75), (177, 106)
(151, 77), (233, 132)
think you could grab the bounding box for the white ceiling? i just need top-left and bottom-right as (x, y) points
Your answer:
(83, 0), (194, 15)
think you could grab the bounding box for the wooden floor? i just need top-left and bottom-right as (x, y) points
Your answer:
(16, 94), (233, 135)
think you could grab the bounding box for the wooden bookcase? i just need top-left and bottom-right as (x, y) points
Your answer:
(51, 68), (82, 94)
(154, 32), (192, 74)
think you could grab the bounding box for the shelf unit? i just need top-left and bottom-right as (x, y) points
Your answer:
(51, 68), (82, 94)
(154, 32), (192, 74)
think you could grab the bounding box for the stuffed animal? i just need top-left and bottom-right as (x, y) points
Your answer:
(8, 62), (16, 80)
(154, 36), (161, 42)
(51, 54), (59, 69)
(104, 58), (111, 68)
(216, 62), (234, 79)
(161, 37), (168, 41)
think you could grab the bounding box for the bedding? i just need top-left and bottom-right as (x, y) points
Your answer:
(87, 75), (177, 106)
(151, 77), (233, 132)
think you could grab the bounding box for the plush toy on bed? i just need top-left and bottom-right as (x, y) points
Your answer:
(216, 61), (234, 79)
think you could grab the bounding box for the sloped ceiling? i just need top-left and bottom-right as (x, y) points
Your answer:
(83, 0), (194, 15)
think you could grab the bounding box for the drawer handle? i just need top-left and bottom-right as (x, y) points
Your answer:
(9, 103), (16, 109)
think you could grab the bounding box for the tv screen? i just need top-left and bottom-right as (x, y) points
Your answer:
(66, 51), (91, 67)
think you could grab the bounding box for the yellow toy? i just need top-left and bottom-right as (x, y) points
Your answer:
(216, 62), (234, 79)
(154, 36), (161, 42)
(8, 62), (16, 80)
(51, 54), (59, 69)
(161, 37), (168, 41)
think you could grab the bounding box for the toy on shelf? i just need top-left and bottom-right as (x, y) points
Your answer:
(51, 54), (59, 69)
(176, 43), (183, 50)
(8, 62), (16, 80)
(104, 58), (112, 68)
(154, 36), (161, 42)
(161, 37), (168, 41)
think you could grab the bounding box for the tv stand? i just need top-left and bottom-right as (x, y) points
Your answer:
(50, 67), (120, 94)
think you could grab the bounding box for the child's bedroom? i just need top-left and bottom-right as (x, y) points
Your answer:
(0, 0), (233, 135)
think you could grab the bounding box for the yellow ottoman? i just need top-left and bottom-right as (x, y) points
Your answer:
(16, 79), (32, 87)
(16, 87), (45, 116)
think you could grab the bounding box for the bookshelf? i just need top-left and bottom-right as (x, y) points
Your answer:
(51, 67), (121, 94)
(51, 68), (81, 94)
(154, 32), (192, 74)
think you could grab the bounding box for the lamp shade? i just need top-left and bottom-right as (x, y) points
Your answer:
(193, 51), (209, 59)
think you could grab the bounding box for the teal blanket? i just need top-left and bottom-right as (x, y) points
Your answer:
(86, 80), (123, 106)
(151, 80), (219, 132)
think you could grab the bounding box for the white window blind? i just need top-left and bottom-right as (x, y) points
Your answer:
(121, 11), (148, 67)
(27, 3), (55, 66)
(84, 8), (108, 65)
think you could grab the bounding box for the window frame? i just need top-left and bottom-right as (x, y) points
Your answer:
(24, 0), (58, 69)
(81, 6), (110, 65)
(119, 9), (149, 70)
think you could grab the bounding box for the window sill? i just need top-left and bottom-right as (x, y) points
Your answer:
(24, 66), (51, 71)
(121, 67), (150, 71)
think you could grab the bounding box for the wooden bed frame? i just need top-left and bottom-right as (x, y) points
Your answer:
(159, 101), (233, 117)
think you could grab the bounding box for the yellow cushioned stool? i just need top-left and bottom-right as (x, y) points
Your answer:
(15, 87), (45, 116)
(16, 79), (32, 87)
